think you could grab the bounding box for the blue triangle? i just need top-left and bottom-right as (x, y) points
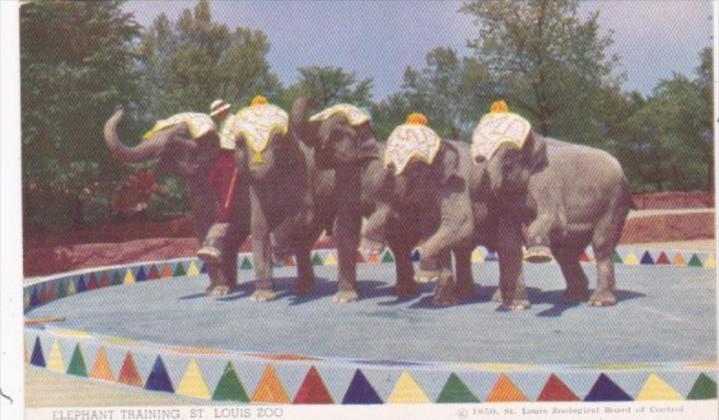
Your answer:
(30, 287), (40, 307)
(640, 251), (654, 265)
(135, 267), (148, 282)
(342, 369), (382, 404)
(411, 250), (421, 262)
(30, 336), (45, 367)
(144, 356), (174, 393)
(584, 373), (632, 401)
(76, 276), (87, 293)
(200, 262), (208, 274)
(485, 252), (498, 261)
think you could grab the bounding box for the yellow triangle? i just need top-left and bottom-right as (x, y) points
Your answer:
(673, 253), (687, 266)
(186, 261), (200, 276)
(703, 254), (715, 269)
(623, 252), (640, 265)
(387, 371), (430, 403)
(66, 280), (77, 296)
(471, 249), (484, 263)
(324, 252), (337, 266)
(636, 373), (682, 401)
(47, 339), (65, 372)
(123, 269), (136, 285)
(177, 359), (211, 399)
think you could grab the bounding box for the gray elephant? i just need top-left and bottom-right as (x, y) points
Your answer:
(103, 108), (250, 296)
(471, 103), (633, 307)
(359, 116), (479, 305)
(288, 98), (420, 301)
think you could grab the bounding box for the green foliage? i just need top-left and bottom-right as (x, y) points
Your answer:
(280, 65), (373, 110)
(21, 0), (142, 231)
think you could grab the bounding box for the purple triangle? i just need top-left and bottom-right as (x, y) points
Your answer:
(30, 336), (45, 367)
(135, 267), (148, 282)
(342, 369), (382, 404)
(76, 276), (87, 293)
(485, 252), (498, 261)
(584, 373), (632, 401)
(640, 251), (654, 265)
(411, 250), (420, 262)
(200, 262), (208, 274)
(144, 356), (174, 393)
(30, 287), (40, 307)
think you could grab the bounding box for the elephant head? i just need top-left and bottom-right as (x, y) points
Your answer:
(290, 96), (379, 169)
(103, 107), (222, 238)
(475, 132), (547, 196)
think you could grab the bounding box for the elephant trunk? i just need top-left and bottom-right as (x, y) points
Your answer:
(103, 107), (167, 163)
(289, 96), (320, 146)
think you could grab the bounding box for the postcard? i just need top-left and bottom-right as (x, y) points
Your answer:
(1, 1), (717, 419)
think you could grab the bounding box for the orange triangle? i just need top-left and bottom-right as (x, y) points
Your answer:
(486, 374), (528, 402)
(252, 365), (290, 404)
(90, 347), (115, 382)
(161, 264), (173, 278)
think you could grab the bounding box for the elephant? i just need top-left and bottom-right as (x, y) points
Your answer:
(103, 108), (250, 296)
(471, 106), (633, 307)
(288, 98), (421, 301)
(360, 134), (480, 306)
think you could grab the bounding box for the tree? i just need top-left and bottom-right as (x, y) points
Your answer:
(459, 0), (619, 142)
(281, 65), (373, 110)
(139, 0), (282, 120)
(21, 0), (142, 230)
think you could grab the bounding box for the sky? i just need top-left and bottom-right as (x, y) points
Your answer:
(123, 0), (713, 100)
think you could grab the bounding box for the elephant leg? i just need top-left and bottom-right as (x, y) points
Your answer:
(249, 193), (276, 302)
(453, 247), (476, 301)
(525, 213), (556, 263)
(552, 246), (590, 303)
(293, 234), (318, 296)
(495, 218), (530, 310)
(333, 208), (361, 303)
(432, 250), (459, 307)
(387, 239), (417, 298)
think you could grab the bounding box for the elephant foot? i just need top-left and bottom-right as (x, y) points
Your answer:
(250, 289), (277, 302)
(293, 280), (315, 296)
(455, 283), (477, 302)
(359, 237), (386, 256)
(493, 288), (531, 310)
(272, 248), (294, 266)
(395, 281), (418, 298)
(414, 269), (440, 284)
(207, 284), (231, 297)
(197, 246), (221, 264)
(562, 287), (590, 303)
(333, 290), (359, 303)
(432, 288), (459, 307)
(524, 245), (553, 264)
(588, 289), (617, 307)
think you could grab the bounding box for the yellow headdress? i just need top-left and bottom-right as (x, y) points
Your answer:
(228, 98), (289, 164)
(471, 101), (531, 162)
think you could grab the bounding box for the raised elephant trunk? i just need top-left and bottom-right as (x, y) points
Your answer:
(103, 107), (167, 163)
(289, 96), (320, 146)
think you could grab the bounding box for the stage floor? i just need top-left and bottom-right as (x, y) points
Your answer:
(27, 263), (716, 365)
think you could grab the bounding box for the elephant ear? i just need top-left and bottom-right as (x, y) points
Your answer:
(435, 141), (462, 186)
(355, 122), (381, 161)
(522, 131), (548, 173)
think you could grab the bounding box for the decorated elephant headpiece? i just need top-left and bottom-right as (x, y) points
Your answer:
(229, 96), (289, 164)
(383, 113), (442, 175)
(143, 113), (216, 141)
(308, 104), (371, 126)
(471, 101), (532, 162)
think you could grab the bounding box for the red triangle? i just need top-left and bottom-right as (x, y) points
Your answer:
(579, 252), (591, 262)
(118, 352), (143, 387)
(161, 265), (173, 278)
(293, 366), (333, 404)
(655, 252), (671, 265)
(99, 273), (111, 288)
(538, 374), (579, 401)
(148, 265), (161, 280)
(40, 285), (50, 303)
(47, 283), (57, 302)
(88, 274), (99, 290)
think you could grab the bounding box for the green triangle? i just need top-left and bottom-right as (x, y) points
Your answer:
(213, 362), (249, 402)
(381, 250), (395, 263)
(173, 263), (187, 276)
(437, 373), (480, 403)
(67, 344), (88, 377)
(612, 250), (623, 264)
(56, 281), (67, 299)
(111, 271), (123, 286)
(687, 254), (703, 267)
(240, 257), (253, 270)
(687, 373), (717, 399)
(311, 253), (324, 266)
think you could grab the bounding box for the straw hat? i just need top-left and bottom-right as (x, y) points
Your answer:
(210, 99), (232, 117)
